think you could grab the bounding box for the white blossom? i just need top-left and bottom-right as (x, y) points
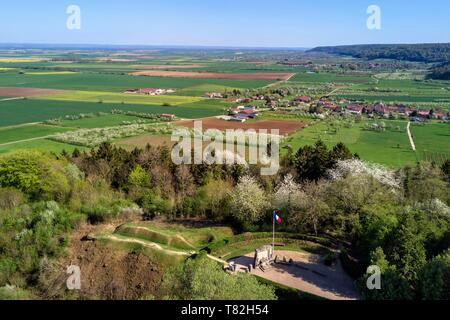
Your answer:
(273, 174), (304, 209)
(328, 159), (400, 189)
(230, 175), (269, 223)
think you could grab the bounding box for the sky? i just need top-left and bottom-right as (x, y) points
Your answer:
(0, 0), (449, 48)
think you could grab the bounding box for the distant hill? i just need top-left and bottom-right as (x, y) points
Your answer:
(309, 43), (450, 63)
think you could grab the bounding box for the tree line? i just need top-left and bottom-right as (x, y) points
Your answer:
(310, 43), (450, 63)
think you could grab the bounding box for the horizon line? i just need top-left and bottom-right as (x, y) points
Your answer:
(1, 41), (449, 51)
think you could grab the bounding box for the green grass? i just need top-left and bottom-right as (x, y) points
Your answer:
(284, 119), (417, 168)
(0, 99), (227, 127)
(333, 79), (450, 109)
(0, 124), (74, 144)
(36, 90), (203, 106)
(59, 114), (145, 128)
(411, 122), (450, 164)
(207, 233), (332, 260)
(0, 138), (86, 155)
(97, 237), (186, 267)
(116, 222), (234, 250)
(290, 72), (373, 84)
(0, 72), (273, 92)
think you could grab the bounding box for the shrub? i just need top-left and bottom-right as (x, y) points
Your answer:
(82, 199), (136, 224)
(0, 151), (69, 201)
(339, 249), (365, 279)
(161, 253), (277, 300)
(420, 249), (450, 300)
(141, 191), (173, 219)
(0, 188), (25, 210)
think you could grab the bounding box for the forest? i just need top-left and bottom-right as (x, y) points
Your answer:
(428, 62), (450, 80)
(310, 43), (450, 63)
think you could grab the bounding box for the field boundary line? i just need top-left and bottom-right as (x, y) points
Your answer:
(262, 73), (297, 89)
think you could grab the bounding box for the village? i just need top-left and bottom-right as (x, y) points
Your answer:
(203, 91), (450, 123)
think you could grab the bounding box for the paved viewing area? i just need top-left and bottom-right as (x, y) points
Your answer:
(233, 250), (359, 300)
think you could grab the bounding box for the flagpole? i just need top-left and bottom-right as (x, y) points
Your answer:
(273, 212), (275, 254)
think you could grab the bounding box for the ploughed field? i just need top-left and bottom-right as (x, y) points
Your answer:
(0, 87), (65, 97)
(131, 70), (295, 81)
(175, 118), (305, 136)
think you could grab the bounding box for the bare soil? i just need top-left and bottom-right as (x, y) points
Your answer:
(131, 64), (205, 69)
(130, 70), (295, 81)
(0, 87), (66, 97)
(40, 222), (163, 300)
(116, 134), (175, 149)
(175, 118), (305, 136)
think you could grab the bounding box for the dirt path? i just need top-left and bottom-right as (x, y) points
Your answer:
(407, 122), (417, 151)
(129, 225), (198, 250)
(102, 235), (193, 256)
(111, 226), (229, 265)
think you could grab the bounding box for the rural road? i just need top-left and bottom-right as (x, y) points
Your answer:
(0, 97), (24, 102)
(0, 135), (57, 147)
(407, 122), (417, 151)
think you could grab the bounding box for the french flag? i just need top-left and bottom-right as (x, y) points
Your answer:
(274, 211), (282, 223)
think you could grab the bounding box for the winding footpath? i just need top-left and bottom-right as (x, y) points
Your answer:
(407, 122), (417, 151)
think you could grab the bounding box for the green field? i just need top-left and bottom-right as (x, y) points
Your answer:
(0, 72), (273, 93)
(0, 138), (85, 155)
(411, 122), (450, 164)
(284, 119), (417, 168)
(36, 90), (203, 106)
(59, 114), (145, 128)
(290, 72), (374, 84)
(0, 99), (227, 127)
(332, 79), (450, 109)
(1, 48), (449, 169)
(0, 124), (74, 144)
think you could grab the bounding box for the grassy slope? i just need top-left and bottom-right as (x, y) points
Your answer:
(115, 222), (234, 250)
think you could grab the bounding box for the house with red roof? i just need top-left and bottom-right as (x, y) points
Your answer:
(417, 110), (431, 118)
(347, 104), (364, 114)
(294, 96), (312, 103)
